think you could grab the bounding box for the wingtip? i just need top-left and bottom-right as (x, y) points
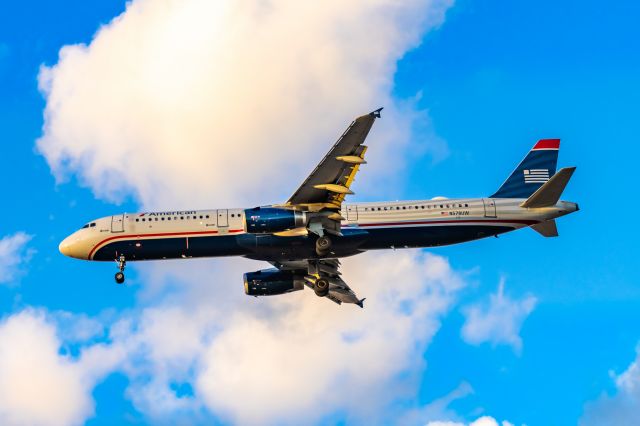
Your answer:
(357, 298), (366, 308)
(371, 107), (383, 118)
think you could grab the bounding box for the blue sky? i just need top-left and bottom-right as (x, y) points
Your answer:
(1, 1), (639, 425)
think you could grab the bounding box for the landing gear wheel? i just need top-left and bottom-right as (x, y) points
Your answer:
(115, 254), (126, 284)
(315, 236), (332, 256)
(314, 278), (330, 297)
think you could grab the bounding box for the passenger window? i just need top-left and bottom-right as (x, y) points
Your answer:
(180, 216), (184, 220)
(200, 215), (203, 219)
(206, 215), (210, 219)
(136, 219), (139, 222)
(161, 217), (165, 221)
(155, 218), (158, 221)
(167, 217), (171, 221)
(465, 203), (469, 207)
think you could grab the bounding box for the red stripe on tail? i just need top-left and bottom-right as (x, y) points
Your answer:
(533, 139), (560, 150)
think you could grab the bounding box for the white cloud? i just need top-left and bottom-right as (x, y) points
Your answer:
(37, 0), (452, 209)
(0, 232), (34, 285)
(427, 417), (515, 426)
(460, 279), (537, 353)
(0, 309), (122, 426)
(77, 251), (465, 423)
(581, 345), (640, 426)
(33, 0), (468, 422)
(194, 251), (464, 424)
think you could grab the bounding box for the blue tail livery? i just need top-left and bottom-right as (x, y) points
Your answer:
(491, 139), (560, 199)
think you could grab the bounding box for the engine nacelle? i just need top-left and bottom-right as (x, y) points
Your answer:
(243, 269), (305, 296)
(244, 207), (306, 234)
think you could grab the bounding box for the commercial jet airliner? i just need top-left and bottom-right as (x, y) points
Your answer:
(59, 108), (578, 307)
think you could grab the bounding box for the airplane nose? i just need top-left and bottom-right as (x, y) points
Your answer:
(59, 237), (72, 256)
(59, 235), (85, 259)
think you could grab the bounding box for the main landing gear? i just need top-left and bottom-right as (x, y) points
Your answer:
(115, 255), (126, 284)
(314, 278), (330, 297)
(315, 235), (332, 256)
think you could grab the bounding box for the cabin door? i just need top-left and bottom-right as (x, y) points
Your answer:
(482, 198), (497, 218)
(346, 205), (358, 222)
(217, 209), (229, 227)
(111, 214), (125, 233)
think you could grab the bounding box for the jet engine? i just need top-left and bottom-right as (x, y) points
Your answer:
(244, 207), (307, 234)
(243, 268), (305, 296)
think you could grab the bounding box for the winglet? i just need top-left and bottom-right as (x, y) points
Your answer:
(356, 298), (366, 308)
(371, 107), (383, 118)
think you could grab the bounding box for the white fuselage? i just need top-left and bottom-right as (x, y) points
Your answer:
(58, 197), (578, 261)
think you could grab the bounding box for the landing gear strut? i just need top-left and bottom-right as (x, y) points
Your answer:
(315, 235), (332, 256)
(115, 255), (126, 284)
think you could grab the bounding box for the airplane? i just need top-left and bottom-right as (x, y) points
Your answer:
(59, 108), (578, 308)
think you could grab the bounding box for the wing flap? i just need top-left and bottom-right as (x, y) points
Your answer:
(286, 108), (381, 208)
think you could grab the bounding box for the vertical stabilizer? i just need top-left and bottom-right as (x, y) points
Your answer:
(491, 139), (560, 198)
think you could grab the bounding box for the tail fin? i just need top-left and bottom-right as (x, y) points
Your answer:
(491, 139), (560, 198)
(521, 167), (576, 208)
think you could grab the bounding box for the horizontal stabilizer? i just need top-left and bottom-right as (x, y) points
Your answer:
(531, 219), (559, 237)
(521, 167), (576, 208)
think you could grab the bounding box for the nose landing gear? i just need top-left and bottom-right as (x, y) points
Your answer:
(114, 255), (126, 284)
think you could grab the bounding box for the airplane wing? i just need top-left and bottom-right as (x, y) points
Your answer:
(269, 259), (365, 307)
(285, 108), (382, 212)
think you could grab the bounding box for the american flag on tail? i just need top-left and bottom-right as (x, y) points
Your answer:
(523, 169), (550, 183)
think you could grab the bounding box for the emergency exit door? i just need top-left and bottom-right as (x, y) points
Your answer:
(217, 209), (228, 227)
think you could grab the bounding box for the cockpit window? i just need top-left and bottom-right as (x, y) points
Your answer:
(90, 223), (96, 227)
(81, 224), (89, 229)
(81, 222), (96, 229)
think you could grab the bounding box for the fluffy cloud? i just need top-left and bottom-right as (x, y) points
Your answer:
(81, 251), (465, 423)
(37, 0), (452, 209)
(460, 279), (537, 353)
(427, 418), (515, 426)
(34, 0), (465, 422)
(195, 251), (464, 424)
(0, 232), (34, 285)
(0, 309), (122, 426)
(581, 345), (640, 426)
(427, 416), (513, 426)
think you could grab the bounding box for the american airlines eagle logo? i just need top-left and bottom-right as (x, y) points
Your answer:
(523, 169), (549, 184)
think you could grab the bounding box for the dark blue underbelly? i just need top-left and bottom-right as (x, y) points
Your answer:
(92, 225), (514, 262)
